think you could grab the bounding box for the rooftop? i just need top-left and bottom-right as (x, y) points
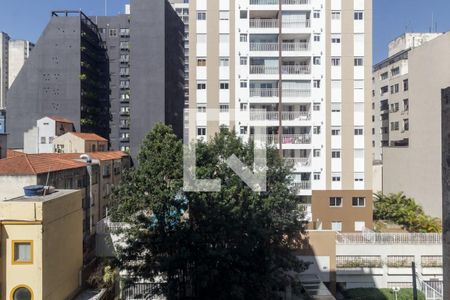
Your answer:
(47, 116), (74, 124)
(69, 132), (108, 142)
(5, 189), (79, 203)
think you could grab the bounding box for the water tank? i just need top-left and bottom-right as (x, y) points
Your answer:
(23, 185), (45, 197)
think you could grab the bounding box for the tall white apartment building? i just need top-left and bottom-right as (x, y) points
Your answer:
(0, 32), (9, 109)
(8, 39), (34, 89)
(188, 0), (373, 232)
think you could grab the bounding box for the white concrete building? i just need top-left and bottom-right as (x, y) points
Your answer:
(188, 0), (373, 231)
(8, 39), (34, 88)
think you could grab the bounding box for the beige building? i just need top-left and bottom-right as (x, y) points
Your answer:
(373, 32), (450, 217)
(0, 189), (83, 300)
(188, 0), (373, 232)
(53, 132), (108, 153)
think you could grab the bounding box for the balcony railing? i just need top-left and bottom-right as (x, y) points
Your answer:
(249, 42), (309, 52)
(293, 181), (311, 190)
(284, 157), (311, 167)
(249, 19), (278, 28)
(283, 89), (311, 97)
(250, 133), (311, 145)
(249, 65), (279, 74)
(249, 88), (310, 98)
(250, 0), (310, 4)
(282, 20), (311, 28)
(336, 232), (442, 245)
(249, 111), (311, 121)
(281, 65), (311, 74)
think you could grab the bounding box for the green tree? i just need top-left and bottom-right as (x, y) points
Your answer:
(373, 192), (441, 233)
(110, 124), (308, 300)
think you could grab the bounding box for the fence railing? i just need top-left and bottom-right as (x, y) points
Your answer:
(249, 111), (311, 121)
(293, 181), (311, 190)
(284, 157), (311, 167)
(249, 133), (311, 145)
(250, 19), (278, 28)
(249, 65), (279, 74)
(282, 20), (311, 28)
(249, 0), (310, 4)
(281, 65), (311, 74)
(336, 232), (442, 245)
(416, 272), (443, 300)
(249, 42), (309, 52)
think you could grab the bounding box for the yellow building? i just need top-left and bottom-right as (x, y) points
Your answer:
(0, 189), (83, 300)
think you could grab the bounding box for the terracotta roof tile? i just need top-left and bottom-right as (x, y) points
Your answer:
(0, 154), (87, 175)
(69, 132), (108, 142)
(47, 116), (75, 124)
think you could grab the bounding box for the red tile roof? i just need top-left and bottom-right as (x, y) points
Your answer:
(47, 116), (74, 124)
(0, 154), (87, 175)
(69, 132), (108, 142)
(39, 151), (128, 161)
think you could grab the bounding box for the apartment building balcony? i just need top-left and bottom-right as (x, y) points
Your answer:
(282, 19), (311, 29)
(249, 42), (310, 55)
(249, 110), (311, 122)
(293, 181), (311, 191)
(251, 133), (311, 145)
(249, 18), (279, 30)
(249, 88), (311, 100)
(249, 0), (310, 6)
(249, 64), (311, 75)
(284, 157), (311, 168)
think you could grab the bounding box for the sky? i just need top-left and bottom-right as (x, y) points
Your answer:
(1, 0), (450, 63)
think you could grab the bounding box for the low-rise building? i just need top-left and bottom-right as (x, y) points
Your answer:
(0, 189), (83, 300)
(53, 132), (108, 153)
(24, 116), (75, 154)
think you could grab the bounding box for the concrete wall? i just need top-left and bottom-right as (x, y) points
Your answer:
(383, 32), (450, 217)
(0, 175), (36, 200)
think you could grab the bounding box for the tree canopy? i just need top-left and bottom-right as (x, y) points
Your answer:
(110, 124), (307, 300)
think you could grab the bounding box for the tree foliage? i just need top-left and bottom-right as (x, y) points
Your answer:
(110, 124), (307, 300)
(373, 192), (441, 233)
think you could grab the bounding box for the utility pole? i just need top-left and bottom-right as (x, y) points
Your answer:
(412, 262), (418, 300)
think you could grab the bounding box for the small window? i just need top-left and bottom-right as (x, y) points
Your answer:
(240, 57), (248, 65)
(197, 127), (206, 136)
(331, 103), (341, 112)
(240, 126), (248, 135)
(331, 11), (341, 20)
(313, 80), (321, 88)
(197, 83), (206, 90)
(219, 58), (229, 66)
(197, 11), (206, 20)
(109, 28), (117, 37)
(40, 137), (46, 144)
(12, 241), (33, 264)
(332, 174), (341, 182)
(240, 10), (248, 19)
(197, 58), (207, 66)
(314, 34), (321, 42)
(219, 11), (229, 20)
(240, 81), (248, 88)
(330, 197), (343, 207)
(197, 105), (206, 113)
(354, 11), (364, 20)
(313, 103), (321, 111)
(355, 221), (366, 231)
(331, 221), (342, 231)
(352, 197), (366, 207)
(313, 149), (321, 157)
(403, 79), (409, 91)
(354, 58), (364, 66)
(240, 34), (248, 42)
(331, 36), (341, 43)
(220, 104), (229, 112)
(313, 56), (321, 65)
(313, 11), (321, 18)
(332, 150), (341, 158)
(313, 172), (321, 180)
(220, 82), (229, 90)
(354, 128), (364, 135)
(240, 103), (248, 111)
(331, 128), (341, 136)
(313, 126), (321, 134)
(331, 57), (341, 66)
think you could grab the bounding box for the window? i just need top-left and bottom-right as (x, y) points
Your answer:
(390, 102), (399, 112)
(313, 149), (321, 157)
(197, 105), (206, 113)
(197, 82), (206, 90)
(380, 72), (388, 80)
(11, 286), (33, 300)
(391, 67), (400, 76)
(330, 197), (343, 207)
(352, 197), (365, 207)
(12, 241), (33, 264)
(313, 56), (321, 65)
(390, 84), (399, 94)
(331, 103), (341, 112)
(240, 126), (248, 135)
(240, 57), (248, 65)
(331, 11), (341, 20)
(354, 221), (366, 231)
(331, 57), (341, 66)
(240, 103), (248, 111)
(313, 103), (321, 111)
(197, 58), (207, 66)
(120, 41), (129, 49)
(331, 128), (341, 136)
(220, 104), (229, 112)
(314, 172), (321, 180)
(354, 11), (364, 20)
(354, 173), (364, 182)
(354, 57), (364, 66)
(332, 150), (341, 158)
(240, 81), (248, 88)
(197, 11), (206, 20)
(331, 35), (341, 43)
(403, 79), (409, 91)
(120, 28), (130, 36)
(40, 137), (46, 144)
(219, 58), (229, 66)
(49, 137), (54, 144)
(240, 10), (248, 19)
(391, 121), (399, 131)
(219, 11), (229, 20)
(331, 221), (342, 231)
(354, 128), (364, 135)
(220, 82), (229, 90)
(313, 80), (321, 88)
(313, 126), (321, 134)
(197, 127), (206, 136)
(314, 34), (321, 42)
(332, 174), (341, 182)
(313, 11), (321, 18)
(240, 34), (248, 42)
(403, 99), (409, 111)
(403, 119), (409, 131)
(109, 28), (117, 37)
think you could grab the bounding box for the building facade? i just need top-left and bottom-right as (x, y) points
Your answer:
(442, 86), (450, 299)
(375, 32), (450, 217)
(0, 32), (9, 109)
(53, 132), (108, 153)
(8, 39), (34, 88)
(188, 0), (373, 232)
(372, 33), (441, 162)
(0, 189), (83, 300)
